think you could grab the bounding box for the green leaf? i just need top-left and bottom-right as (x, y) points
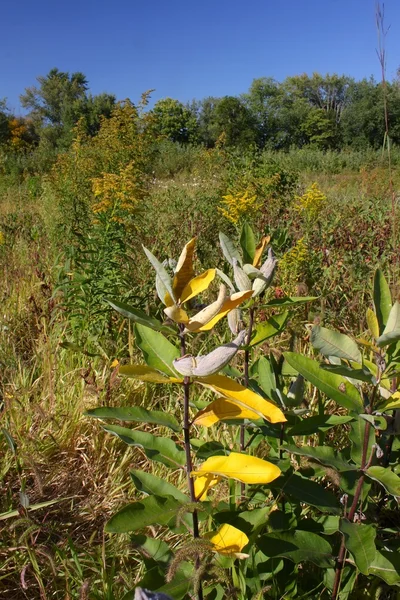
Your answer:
(366, 550), (400, 586)
(287, 415), (354, 436)
(261, 296), (317, 308)
(85, 406), (181, 432)
(135, 324), (179, 377)
(299, 516), (340, 536)
(284, 352), (363, 413)
(365, 466), (400, 498)
(250, 312), (290, 347)
(377, 302), (400, 347)
(270, 470), (341, 514)
(257, 529), (334, 568)
(130, 470), (188, 502)
(240, 222), (256, 264)
(340, 519), (376, 575)
(105, 495), (186, 532)
(349, 416), (375, 466)
(321, 364), (374, 384)
(130, 534), (172, 564)
(374, 269), (392, 335)
(142, 246), (175, 302)
(283, 444), (356, 472)
(106, 299), (173, 332)
(102, 424), (186, 468)
(311, 326), (362, 363)
(219, 232), (242, 266)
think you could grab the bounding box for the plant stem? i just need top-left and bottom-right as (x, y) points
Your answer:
(179, 326), (203, 600)
(240, 306), (255, 499)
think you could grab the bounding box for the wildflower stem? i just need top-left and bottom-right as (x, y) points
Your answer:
(240, 306), (255, 499)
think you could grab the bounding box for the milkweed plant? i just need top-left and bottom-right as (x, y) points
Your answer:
(87, 225), (400, 600)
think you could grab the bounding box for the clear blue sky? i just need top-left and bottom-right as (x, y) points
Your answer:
(2, 0), (400, 114)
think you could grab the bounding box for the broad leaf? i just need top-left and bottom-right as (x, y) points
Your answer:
(262, 296), (317, 308)
(206, 523), (249, 557)
(321, 364), (374, 384)
(311, 326), (362, 363)
(250, 312), (290, 346)
(179, 269), (216, 304)
(196, 290), (253, 332)
(284, 352), (363, 413)
(119, 364), (182, 384)
(192, 452), (281, 485)
(85, 406), (181, 432)
(135, 324), (179, 377)
(287, 414), (354, 436)
(143, 246), (175, 302)
(130, 534), (171, 564)
(106, 299), (172, 332)
(240, 222), (256, 264)
(373, 269), (392, 335)
(172, 237), (196, 300)
(198, 374), (286, 423)
(105, 495), (186, 532)
(349, 416), (375, 466)
(257, 529), (334, 568)
(366, 550), (400, 586)
(283, 444), (356, 472)
(102, 424), (186, 468)
(130, 470), (188, 501)
(219, 232), (242, 266)
(270, 470), (341, 514)
(366, 307), (379, 339)
(377, 302), (400, 347)
(193, 397), (260, 427)
(340, 519), (376, 575)
(365, 466), (400, 498)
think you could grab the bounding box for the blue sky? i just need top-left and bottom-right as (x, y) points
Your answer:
(2, 0), (400, 113)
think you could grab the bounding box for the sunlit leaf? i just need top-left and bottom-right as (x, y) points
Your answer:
(373, 269), (392, 335)
(191, 452), (281, 484)
(233, 259), (252, 292)
(253, 235), (270, 268)
(261, 296), (317, 308)
(106, 299), (173, 332)
(185, 285), (227, 332)
(250, 312), (290, 346)
(193, 397), (260, 427)
(287, 414), (354, 436)
(164, 305), (189, 324)
(196, 290), (253, 332)
(366, 550), (400, 586)
(105, 495), (186, 533)
(377, 302), (400, 347)
(365, 466), (400, 498)
(219, 232), (242, 266)
(311, 326), (362, 363)
(284, 352), (363, 413)
(172, 238), (196, 300)
(366, 307), (379, 339)
(135, 324), (180, 377)
(198, 374), (286, 423)
(206, 523), (249, 557)
(86, 405), (181, 432)
(143, 246), (175, 302)
(119, 364), (182, 384)
(240, 222), (256, 265)
(194, 473), (221, 500)
(130, 470), (188, 501)
(180, 269), (216, 304)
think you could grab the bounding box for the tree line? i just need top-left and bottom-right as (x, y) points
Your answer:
(1, 68), (400, 158)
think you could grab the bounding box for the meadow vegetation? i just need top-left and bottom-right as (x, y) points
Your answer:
(0, 68), (400, 599)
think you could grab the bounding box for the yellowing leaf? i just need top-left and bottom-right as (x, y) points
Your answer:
(191, 452), (281, 484)
(164, 305), (189, 324)
(198, 374), (286, 424)
(172, 238), (196, 300)
(253, 235), (270, 268)
(193, 397), (260, 427)
(180, 269), (216, 304)
(119, 365), (182, 383)
(206, 523), (249, 557)
(194, 473), (221, 500)
(197, 290), (253, 332)
(185, 285), (228, 332)
(366, 308), (379, 339)
(110, 359), (119, 368)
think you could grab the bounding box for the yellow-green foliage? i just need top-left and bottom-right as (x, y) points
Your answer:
(278, 237), (309, 293)
(218, 189), (262, 225)
(293, 182), (326, 220)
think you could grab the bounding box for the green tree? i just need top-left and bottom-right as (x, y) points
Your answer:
(20, 68), (116, 149)
(196, 96), (257, 147)
(151, 97), (198, 143)
(0, 99), (10, 144)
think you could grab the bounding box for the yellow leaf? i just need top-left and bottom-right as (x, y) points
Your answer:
(110, 359), (119, 368)
(185, 285), (228, 332)
(164, 305), (189, 324)
(164, 291), (174, 307)
(194, 473), (221, 500)
(198, 374), (286, 424)
(366, 307), (379, 339)
(191, 452), (281, 484)
(197, 290), (253, 332)
(378, 391), (400, 411)
(193, 397), (260, 427)
(119, 365), (182, 383)
(180, 269), (216, 304)
(172, 238), (196, 300)
(205, 523), (249, 557)
(252, 235), (270, 268)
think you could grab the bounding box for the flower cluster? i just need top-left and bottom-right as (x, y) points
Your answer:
(219, 189), (262, 225)
(293, 182), (326, 220)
